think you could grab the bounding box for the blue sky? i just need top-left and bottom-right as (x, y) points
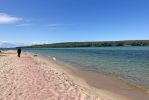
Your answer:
(0, 0), (148, 45)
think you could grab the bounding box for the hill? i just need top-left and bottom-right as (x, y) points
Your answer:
(21, 40), (149, 48)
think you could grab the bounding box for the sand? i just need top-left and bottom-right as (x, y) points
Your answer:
(43, 54), (149, 100)
(0, 50), (143, 100)
(68, 68), (149, 100)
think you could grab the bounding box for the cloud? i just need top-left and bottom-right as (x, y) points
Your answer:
(48, 24), (72, 27)
(16, 23), (33, 26)
(0, 41), (16, 48)
(47, 24), (72, 29)
(0, 13), (22, 24)
(0, 41), (28, 48)
(0, 41), (49, 48)
(31, 42), (40, 45)
(48, 24), (61, 27)
(31, 42), (48, 45)
(1, 41), (8, 43)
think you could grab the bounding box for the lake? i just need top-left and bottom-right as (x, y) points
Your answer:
(23, 46), (149, 90)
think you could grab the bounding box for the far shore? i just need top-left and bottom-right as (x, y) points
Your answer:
(0, 50), (149, 100)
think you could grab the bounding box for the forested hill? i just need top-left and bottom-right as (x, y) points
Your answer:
(22, 40), (149, 48)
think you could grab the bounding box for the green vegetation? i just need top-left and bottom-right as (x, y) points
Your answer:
(23, 40), (149, 48)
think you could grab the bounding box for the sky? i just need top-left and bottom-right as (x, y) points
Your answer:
(0, 0), (149, 46)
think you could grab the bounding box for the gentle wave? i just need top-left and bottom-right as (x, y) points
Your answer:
(24, 46), (149, 90)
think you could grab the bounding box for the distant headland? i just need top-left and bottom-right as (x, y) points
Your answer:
(21, 40), (149, 48)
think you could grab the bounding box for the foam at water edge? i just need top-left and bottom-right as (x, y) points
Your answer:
(52, 57), (56, 61)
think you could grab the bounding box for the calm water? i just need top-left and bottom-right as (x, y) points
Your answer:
(23, 47), (149, 89)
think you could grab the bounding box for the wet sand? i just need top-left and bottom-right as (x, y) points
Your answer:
(71, 68), (149, 100)
(0, 50), (130, 100)
(44, 54), (149, 100)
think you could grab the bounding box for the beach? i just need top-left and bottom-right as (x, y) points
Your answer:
(0, 50), (148, 100)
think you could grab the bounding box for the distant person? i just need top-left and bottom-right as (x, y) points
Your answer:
(17, 48), (21, 57)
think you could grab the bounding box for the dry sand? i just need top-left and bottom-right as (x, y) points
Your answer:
(0, 50), (137, 100)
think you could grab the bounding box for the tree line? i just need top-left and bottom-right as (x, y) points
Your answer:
(22, 40), (149, 48)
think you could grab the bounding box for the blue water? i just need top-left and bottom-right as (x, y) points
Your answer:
(23, 47), (149, 89)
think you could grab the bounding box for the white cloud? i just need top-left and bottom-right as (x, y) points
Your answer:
(1, 41), (8, 43)
(31, 42), (48, 45)
(31, 42), (40, 44)
(16, 23), (33, 26)
(47, 24), (72, 29)
(48, 24), (72, 27)
(0, 41), (28, 48)
(0, 41), (16, 48)
(0, 13), (22, 24)
(48, 24), (61, 27)
(0, 41), (49, 48)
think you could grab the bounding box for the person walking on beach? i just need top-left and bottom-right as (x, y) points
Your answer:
(17, 48), (21, 57)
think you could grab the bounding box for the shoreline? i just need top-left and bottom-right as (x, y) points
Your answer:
(56, 58), (149, 92)
(0, 50), (149, 100)
(0, 50), (128, 100)
(37, 54), (130, 100)
(36, 52), (149, 100)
